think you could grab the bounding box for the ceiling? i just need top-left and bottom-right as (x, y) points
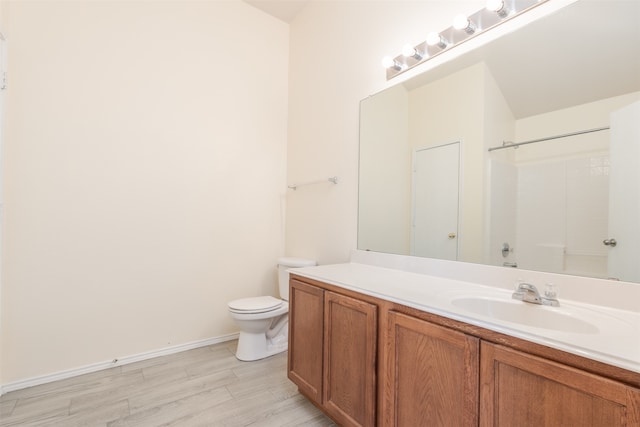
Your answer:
(243, 0), (309, 23)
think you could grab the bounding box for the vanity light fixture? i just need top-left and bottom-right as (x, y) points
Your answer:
(383, 0), (549, 80)
(426, 32), (449, 49)
(453, 14), (476, 34)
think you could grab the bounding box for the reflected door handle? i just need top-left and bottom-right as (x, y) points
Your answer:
(603, 238), (617, 247)
(448, 233), (457, 239)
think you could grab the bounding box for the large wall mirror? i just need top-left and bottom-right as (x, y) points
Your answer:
(358, 0), (640, 283)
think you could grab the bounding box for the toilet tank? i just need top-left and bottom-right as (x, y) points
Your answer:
(277, 257), (317, 301)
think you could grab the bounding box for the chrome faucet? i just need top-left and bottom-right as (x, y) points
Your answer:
(512, 282), (560, 307)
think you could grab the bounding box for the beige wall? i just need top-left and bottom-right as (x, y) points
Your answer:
(358, 84), (410, 255)
(0, 0), (579, 387)
(483, 64), (516, 264)
(358, 62), (519, 263)
(0, 0), (4, 389)
(408, 63), (486, 263)
(286, 0), (485, 265)
(1, 0), (289, 384)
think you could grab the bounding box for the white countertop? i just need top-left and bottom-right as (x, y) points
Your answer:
(292, 262), (640, 374)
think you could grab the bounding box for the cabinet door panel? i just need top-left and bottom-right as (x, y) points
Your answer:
(288, 279), (324, 404)
(386, 311), (479, 427)
(324, 292), (377, 427)
(480, 342), (640, 426)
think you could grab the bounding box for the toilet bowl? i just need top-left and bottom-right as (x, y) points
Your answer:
(227, 257), (316, 361)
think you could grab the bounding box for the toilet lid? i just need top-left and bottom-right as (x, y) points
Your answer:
(228, 296), (284, 314)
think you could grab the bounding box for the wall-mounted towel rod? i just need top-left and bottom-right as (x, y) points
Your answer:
(488, 126), (610, 152)
(288, 176), (338, 191)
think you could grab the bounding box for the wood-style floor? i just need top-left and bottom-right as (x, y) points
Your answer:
(0, 340), (336, 426)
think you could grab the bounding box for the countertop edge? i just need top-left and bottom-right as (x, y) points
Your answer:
(290, 263), (640, 375)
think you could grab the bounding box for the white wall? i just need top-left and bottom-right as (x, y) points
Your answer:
(0, 0), (289, 384)
(286, 0), (486, 265)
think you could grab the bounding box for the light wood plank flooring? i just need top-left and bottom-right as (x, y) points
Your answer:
(0, 340), (336, 426)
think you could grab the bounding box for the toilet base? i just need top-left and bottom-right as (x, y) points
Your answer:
(235, 324), (288, 361)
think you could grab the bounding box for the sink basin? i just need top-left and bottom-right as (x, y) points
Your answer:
(451, 297), (599, 334)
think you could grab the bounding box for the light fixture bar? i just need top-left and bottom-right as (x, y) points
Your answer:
(384, 0), (548, 80)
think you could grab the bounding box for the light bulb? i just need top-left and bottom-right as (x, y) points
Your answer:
(486, 0), (509, 17)
(381, 56), (395, 69)
(402, 44), (416, 57)
(402, 44), (423, 60)
(453, 14), (470, 30)
(453, 14), (476, 34)
(381, 56), (403, 71)
(426, 32), (442, 46)
(426, 32), (448, 49)
(486, 0), (504, 12)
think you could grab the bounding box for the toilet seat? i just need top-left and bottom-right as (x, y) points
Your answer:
(228, 296), (284, 314)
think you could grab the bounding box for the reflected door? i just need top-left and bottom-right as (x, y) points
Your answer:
(607, 101), (640, 282)
(411, 142), (460, 260)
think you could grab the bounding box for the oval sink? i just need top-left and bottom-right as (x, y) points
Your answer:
(451, 297), (599, 334)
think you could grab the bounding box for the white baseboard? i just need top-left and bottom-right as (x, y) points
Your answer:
(0, 332), (239, 396)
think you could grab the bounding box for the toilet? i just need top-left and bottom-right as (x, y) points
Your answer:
(227, 257), (316, 361)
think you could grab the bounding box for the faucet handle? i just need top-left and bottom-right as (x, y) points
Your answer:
(513, 279), (525, 290)
(544, 283), (557, 298)
(542, 283), (560, 306)
(512, 282), (541, 303)
(516, 282), (537, 292)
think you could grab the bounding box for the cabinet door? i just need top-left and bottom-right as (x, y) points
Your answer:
(480, 342), (640, 426)
(288, 279), (324, 404)
(385, 311), (479, 427)
(324, 292), (377, 427)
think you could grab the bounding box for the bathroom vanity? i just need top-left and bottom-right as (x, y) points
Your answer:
(286, 256), (640, 427)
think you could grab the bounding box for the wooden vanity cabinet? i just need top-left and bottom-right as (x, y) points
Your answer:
(288, 278), (377, 427)
(480, 342), (640, 427)
(385, 311), (479, 427)
(324, 291), (377, 426)
(288, 276), (640, 427)
(288, 279), (324, 404)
